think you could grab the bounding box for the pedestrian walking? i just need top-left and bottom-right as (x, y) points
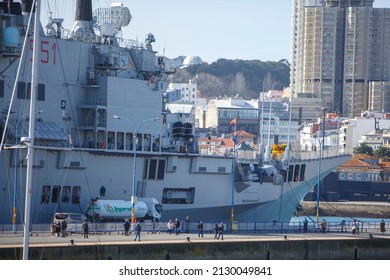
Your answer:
(303, 218), (308, 233)
(167, 219), (174, 235)
(185, 216), (190, 233)
(197, 221), (204, 238)
(217, 222), (224, 240)
(213, 223), (218, 239)
(320, 219), (327, 234)
(134, 222), (141, 241)
(351, 219), (359, 235)
(50, 222), (56, 237)
(82, 219), (89, 239)
(61, 220), (67, 237)
(124, 219), (130, 236)
(380, 219), (386, 233)
(55, 221), (61, 237)
(174, 218), (181, 235)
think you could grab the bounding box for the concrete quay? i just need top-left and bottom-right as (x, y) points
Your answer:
(1, 229), (390, 260)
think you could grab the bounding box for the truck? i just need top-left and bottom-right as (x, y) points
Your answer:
(52, 212), (87, 233)
(85, 197), (162, 222)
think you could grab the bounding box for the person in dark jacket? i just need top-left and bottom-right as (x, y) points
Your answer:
(124, 219), (130, 236)
(174, 218), (181, 235)
(82, 220), (89, 239)
(213, 223), (218, 239)
(217, 222), (224, 240)
(197, 221), (204, 238)
(134, 222), (141, 241)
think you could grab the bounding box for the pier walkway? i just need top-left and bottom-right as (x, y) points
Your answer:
(1, 222), (390, 260)
(1, 227), (389, 248)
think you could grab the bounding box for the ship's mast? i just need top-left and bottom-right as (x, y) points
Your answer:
(22, 0), (40, 260)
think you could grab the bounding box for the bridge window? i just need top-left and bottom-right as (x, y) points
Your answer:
(71, 186), (81, 204)
(287, 165), (294, 182)
(157, 160), (166, 179)
(41, 185), (51, 204)
(299, 164), (306, 181)
(144, 159), (166, 180)
(62, 186), (71, 203)
(51, 185), (61, 203)
(148, 159), (157, 179)
(294, 165), (300, 182)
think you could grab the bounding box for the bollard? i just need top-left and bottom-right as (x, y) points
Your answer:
(266, 250), (271, 260)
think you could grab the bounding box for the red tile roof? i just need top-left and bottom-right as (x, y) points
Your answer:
(337, 155), (381, 171)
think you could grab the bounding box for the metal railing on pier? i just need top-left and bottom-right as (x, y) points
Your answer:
(0, 220), (387, 235)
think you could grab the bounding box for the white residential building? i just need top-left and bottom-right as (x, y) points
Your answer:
(339, 118), (390, 152)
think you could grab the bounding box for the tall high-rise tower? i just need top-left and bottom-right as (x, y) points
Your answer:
(290, 0), (390, 118)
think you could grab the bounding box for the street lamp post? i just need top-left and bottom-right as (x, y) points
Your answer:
(231, 135), (236, 223)
(231, 129), (243, 224)
(13, 110), (43, 234)
(113, 115), (159, 223)
(316, 107), (326, 222)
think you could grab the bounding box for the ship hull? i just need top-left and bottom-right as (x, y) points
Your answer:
(0, 148), (350, 224)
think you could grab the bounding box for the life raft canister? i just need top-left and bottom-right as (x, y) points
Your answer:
(99, 141), (106, 148)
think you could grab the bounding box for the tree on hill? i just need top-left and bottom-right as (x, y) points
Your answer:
(171, 59), (290, 100)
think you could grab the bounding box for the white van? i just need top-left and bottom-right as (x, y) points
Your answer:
(53, 212), (87, 233)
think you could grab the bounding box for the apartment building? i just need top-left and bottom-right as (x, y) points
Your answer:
(290, 0), (390, 118)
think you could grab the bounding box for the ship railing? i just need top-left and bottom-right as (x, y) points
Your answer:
(292, 147), (353, 161)
(209, 147), (353, 163)
(119, 38), (145, 49)
(236, 150), (259, 163)
(1, 219), (387, 235)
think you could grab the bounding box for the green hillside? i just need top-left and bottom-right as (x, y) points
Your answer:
(171, 58), (290, 100)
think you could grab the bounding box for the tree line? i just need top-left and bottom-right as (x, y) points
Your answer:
(171, 58), (291, 100)
(353, 142), (390, 161)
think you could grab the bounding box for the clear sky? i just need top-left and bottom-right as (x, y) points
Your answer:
(41, 0), (390, 64)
